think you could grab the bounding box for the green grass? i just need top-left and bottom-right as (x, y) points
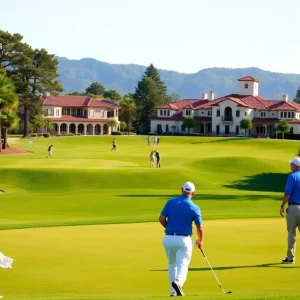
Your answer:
(0, 136), (299, 299)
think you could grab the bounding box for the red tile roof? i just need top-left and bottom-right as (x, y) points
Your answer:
(157, 99), (208, 110)
(43, 95), (119, 109)
(238, 76), (260, 82)
(44, 116), (110, 123)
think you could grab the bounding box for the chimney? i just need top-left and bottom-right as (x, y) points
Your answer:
(282, 94), (288, 102)
(202, 93), (208, 100)
(208, 91), (215, 101)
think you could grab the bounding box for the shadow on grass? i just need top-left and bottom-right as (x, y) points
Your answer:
(151, 263), (300, 272)
(224, 173), (287, 193)
(117, 194), (280, 201)
(190, 138), (249, 144)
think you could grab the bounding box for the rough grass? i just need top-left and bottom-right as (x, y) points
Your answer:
(0, 136), (299, 299)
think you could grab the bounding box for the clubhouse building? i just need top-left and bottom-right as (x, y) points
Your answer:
(41, 94), (120, 135)
(151, 76), (300, 137)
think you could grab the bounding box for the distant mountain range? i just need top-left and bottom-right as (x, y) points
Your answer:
(57, 57), (300, 100)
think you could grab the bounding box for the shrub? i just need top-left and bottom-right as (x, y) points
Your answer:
(111, 131), (122, 135)
(43, 133), (50, 138)
(30, 133), (37, 137)
(189, 133), (200, 136)
(148, 132), (157, 135)
(38, 133), (44, 137)
(76, 133), (81, 136)
(67, 133), (74, 136)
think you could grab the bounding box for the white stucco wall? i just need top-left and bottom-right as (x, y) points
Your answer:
(239, 81), (259, 96)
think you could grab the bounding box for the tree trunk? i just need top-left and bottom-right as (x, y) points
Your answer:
(0, 109), (2, 152)
(23, 104), (30, 137)
(3, 128), (8, 149)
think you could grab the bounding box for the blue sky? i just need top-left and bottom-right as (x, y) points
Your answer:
(1, 0), (299, 74)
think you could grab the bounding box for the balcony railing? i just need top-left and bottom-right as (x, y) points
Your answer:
(221, 116), (233, 122)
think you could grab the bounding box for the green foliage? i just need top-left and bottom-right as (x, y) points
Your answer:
(85, 82), (105, 96)
(119, 95), (136, 134)
(103, 89), (122, 101)
(294, 86), (300, 103)
(111, 131), (122, 135)
(120, 121), (127, 132)
(9, 47), (63, 137)
(0, 75), (19, 150)
(134, 64), (171, 134)
(276, 120), (290, 139)
(182, 117), (196, 134)
(169, 92), (181, 102)
(107, 119), (118, 129)
(240, 118), (253, 135)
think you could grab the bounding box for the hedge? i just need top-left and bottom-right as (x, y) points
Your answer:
(111, 131), (122, 135)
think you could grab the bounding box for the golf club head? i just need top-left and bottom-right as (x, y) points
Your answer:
(227, 291), (232, 294)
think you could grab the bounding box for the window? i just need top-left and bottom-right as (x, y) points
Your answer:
(216, 125), (220, 135)
(90, 110), (95, 117)
(72, 109), (76, 116)
(245, 112), (247, 116)
(164, 110), (167, 116)
(181, 124), (185, 132)
(290, 127), (294, 134)
(288, 112), (291, 118)
(284, 112), (287, 118)
(167, 110), (170, 116)
(157, 124), (162, 133)
(292, 112), (295, 118)
(280, 112), (283, 118)
(77, 108), (81, 116)
(202, 111), (204, 114)
(217, 109), (220, 117)
(160, 110), (163, 116)
(186, 110), (191, 116)
(83, 110), (87, 117)
(166, 124), (169, 132)
(45, 109), (49, 115)
(245, 83), (249, 89)
(50, 109), (54, 116)
(236, 110), (240, 117)
(261, 111), (266, 117)
(101, 110), (105, 117)
(236, 126), (239, 135)
(208, 111), (212, 116)
(56, 109), (59, 116)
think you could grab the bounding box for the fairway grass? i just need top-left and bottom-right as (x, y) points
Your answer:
(0, 220), (299, 300)
(0, 136), (300, 299)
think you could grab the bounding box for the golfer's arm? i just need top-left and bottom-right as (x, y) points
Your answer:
(281, 194), (290, 207)
(196, 225), (203, 241)
(159, 215), (167, 228)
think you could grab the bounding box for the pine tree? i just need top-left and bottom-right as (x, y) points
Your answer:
(294, 86), (300, 104)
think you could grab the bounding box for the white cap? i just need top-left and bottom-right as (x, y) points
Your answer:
(182, 182), (196, 193)
(289, 157), (300, 167)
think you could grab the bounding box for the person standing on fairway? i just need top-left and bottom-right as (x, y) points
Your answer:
(159, 182), (203, 296)
(46, 145), (53, 158)
(111, 138), (116, 151)
(280, 157), (300, 264)
(155, 151), (161, 168)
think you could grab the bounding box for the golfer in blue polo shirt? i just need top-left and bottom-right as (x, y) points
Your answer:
(280, 157), (300, 264)
(159, 182), (203, 296)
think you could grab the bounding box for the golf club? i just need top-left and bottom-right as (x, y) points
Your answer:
(199, 248), (232, 294)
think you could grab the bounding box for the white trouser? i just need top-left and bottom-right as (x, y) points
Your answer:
(162, 235), (193, 295)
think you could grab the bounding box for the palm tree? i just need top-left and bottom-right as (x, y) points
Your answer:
(1, 109), (19, 149)
(0, 75), (18, 152)
(107, 119), (118, 133)
(120, 97), (136, 134)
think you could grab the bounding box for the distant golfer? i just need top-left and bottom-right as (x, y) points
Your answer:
(147, 136), (151, 147)
(157, 136), (160, 147)
(46, 145), (53, 158)
(111, 138), (116, 151)
(150, 151), (155, 168)
(280, 157), (300, 264)
(155, 151), (161, 168)
(159, 182), (203, 296)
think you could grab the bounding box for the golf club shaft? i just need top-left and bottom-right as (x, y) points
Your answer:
(199, 248), (227, 294)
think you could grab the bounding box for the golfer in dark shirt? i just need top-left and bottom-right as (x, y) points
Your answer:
(159, 182), (203, 296)
(46, 145), (53, 159)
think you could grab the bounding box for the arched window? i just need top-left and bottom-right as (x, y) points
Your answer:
(244, 83), (249, 89)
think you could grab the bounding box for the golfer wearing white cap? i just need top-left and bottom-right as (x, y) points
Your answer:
(159, 182), (203, 296)
(280, 157), (300, 264)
